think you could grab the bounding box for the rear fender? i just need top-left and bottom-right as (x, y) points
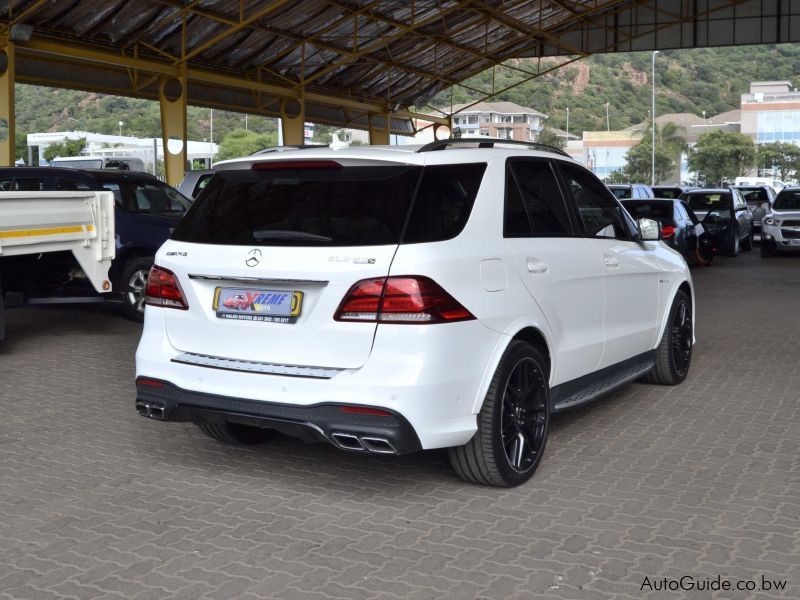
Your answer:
(470, 318), (556, 414)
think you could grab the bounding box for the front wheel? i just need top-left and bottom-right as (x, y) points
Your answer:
(728, 229), (740, 257)
(121, 257), (154, 322)
(742, 231), (753, 251)
(643, 290), (693, 385)
(449, 341), (550, 487)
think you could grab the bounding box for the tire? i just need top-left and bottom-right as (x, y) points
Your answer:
(121, 257), (153, 322)
(642, 290), (692, 385)
(728, 228), (740, 257)
(195, 421), (271, 445)
(761, 242), (776, 258)
(449, 341), (550, 487)
(742, 231), (753, 251)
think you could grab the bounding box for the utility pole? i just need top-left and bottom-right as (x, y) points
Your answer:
(566, 107), (570, 137)
(651, 50), (659, 186)
(605, 102), (610, 132)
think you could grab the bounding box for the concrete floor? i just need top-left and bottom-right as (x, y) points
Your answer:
(0, 249), (797, 599)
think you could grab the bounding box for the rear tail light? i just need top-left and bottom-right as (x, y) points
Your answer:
(661, 225), (676, 239)
(144, 265), (189, 310)
(334, 276), (475, 324)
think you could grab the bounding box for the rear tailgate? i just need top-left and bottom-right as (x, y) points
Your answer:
(158, 242), (396, 369)
(155, 159), (422, 370)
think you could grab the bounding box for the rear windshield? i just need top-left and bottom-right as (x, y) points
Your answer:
(97, 178), (191, 213)
(621, 200), (675, 224)
(738, 187), (770, 205)
(686, 193), (732, 212)
(774, 190), (800, 210)
(171, 163), (486, 246)
(608, 187), (631, 199)
(652, 187), (681, 199)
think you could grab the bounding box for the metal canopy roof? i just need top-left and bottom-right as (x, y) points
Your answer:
(3, 0), (799, 132)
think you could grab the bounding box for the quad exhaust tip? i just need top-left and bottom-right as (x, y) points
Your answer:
(136, 401), (166, 420)
(331, 432), (397, 455)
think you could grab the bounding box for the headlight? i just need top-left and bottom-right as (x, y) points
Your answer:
(764, 216), (781, 226)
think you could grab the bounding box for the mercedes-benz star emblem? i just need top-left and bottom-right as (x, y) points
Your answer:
(245, 249), (262, 268)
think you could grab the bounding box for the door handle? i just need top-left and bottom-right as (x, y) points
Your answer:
(526, 258), (548, 274)
(604, 256), (621, 268)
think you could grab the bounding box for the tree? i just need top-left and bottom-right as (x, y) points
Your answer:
(43, 138), (86, 161)
(604, 169), (629, 184)
(622, 138), (676, 183)
(536, 127), (566, 150)
(756, 142), (800, 181)
(688, 130), (756, 185)
(216, 129), (278, 160)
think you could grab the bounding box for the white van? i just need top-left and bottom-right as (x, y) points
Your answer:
(734, 176), (785, 190)
(51, 155), (146, 171)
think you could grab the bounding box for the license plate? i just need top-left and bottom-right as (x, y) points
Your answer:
(213, 287), (303, 323)
(790, 240), (800, 247)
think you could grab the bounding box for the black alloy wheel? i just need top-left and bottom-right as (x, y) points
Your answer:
(500, 357), (549, 474)
(670, 298), (693, 378)
(449, 341), (550, 487)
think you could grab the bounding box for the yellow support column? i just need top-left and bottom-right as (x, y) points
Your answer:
(280, 96), (305, 145)
(0, 35), (15, 166)
(159, 72), (187, 186)
(369, 113), (390, 145)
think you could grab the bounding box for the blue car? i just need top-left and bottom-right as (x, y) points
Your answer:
(0, 167), (191, 321)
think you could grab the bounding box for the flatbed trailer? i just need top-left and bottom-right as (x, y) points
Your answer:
(0, 191), (115, 340)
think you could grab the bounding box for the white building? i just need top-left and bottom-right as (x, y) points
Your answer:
(448, 101), (548, 141)
(26, 131), (218, 172)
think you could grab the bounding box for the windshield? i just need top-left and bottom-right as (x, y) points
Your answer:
(737, 187), (770, 205)
(99, 179), (192, 213)
(686, 193), (732, 213)
(171, 163), (486, 247)
(620, 200), (675, 224)
(608, 187), (632, 199)
(652, 187), (681, 199)
(773, 190), (800, 210)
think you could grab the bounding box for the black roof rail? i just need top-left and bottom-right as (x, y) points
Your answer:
(416, 137), (571, 158)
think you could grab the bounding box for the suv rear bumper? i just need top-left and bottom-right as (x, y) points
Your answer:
(136, 379), (422, 454)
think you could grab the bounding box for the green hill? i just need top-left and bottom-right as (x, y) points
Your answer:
(11, 43), (800, 159)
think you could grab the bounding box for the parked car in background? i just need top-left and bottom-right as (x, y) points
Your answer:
(683, 188), (753, 256)
(735, 185), (776, 234)
(652, 185), (698, 199)
(135, 139), (695, 487)
(51, 155), (146, 171)
(761, 187), (800, 257)
(608, 183), (655, 199)
(621, 199), (714, 265)
(177, 169), (215, 200)
(0, 167), (191, 321)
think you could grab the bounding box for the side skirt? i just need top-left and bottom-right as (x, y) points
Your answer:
(550, 350), (656, 413)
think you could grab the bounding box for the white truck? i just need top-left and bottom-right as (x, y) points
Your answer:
(0, 191), (115, 340)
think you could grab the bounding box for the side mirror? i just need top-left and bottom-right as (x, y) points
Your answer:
(638, 217), (661, 241)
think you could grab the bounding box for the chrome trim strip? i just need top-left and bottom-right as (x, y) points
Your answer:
(171, 352), (343, 379)
(188, 273), (329, 286)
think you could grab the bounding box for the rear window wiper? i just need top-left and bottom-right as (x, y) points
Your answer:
(252, 229), (333, 242)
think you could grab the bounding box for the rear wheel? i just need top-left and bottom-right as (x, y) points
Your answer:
(449, 341), (550, 487)
(195, 421), (271, 445)
(121, 257), (154, 322)
(643, 290), (692, 385)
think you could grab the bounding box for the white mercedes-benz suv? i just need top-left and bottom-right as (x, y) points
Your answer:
(135, 139), (695, 487)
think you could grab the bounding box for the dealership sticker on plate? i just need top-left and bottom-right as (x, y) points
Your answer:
(213, 287), (303, 323)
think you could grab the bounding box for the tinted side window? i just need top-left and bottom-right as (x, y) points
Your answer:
(56, 177), (93, 191)
(403, 164), (486, 244)
(194, 174), (213, 197)
(505, 160), (572, 237)
(560, 164), (630, 240)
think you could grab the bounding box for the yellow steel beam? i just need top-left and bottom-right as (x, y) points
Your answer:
(9, 0), (51, 25)
(175, 0), (294, 65)
(159, 71), (187, 186)
(0, 35), (15, 166)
